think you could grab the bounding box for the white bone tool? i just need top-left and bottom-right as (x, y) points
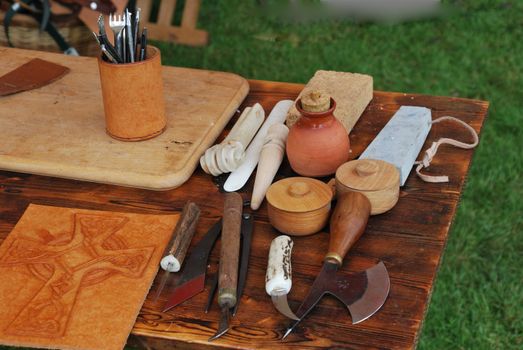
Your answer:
(250, 123), (289, 210)
(200, 104), (265, 176)
(224, 100), (294, 192)
(266, 235), (299, 320)
(359, 106), (432, 186)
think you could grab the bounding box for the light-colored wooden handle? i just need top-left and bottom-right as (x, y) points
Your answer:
(265, 235), (293, 296)
(325, 192), (371, 266)
(160, 201), (201, 272)
(218, 192), (243, 307)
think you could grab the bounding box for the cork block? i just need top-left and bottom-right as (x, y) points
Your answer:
(286, 70), (373, 133)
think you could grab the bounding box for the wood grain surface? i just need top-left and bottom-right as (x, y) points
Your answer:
(0, 78), (488, 349)
(0, 47), (248, 190)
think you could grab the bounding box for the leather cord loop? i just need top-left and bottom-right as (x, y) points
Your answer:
(415, 116), (479, 183)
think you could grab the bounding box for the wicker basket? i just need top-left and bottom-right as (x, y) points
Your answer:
(0, 9), (99, 56)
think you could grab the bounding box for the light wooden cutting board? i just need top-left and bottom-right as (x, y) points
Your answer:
(0, 48), (249, 190)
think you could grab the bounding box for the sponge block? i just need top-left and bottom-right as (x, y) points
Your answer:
(286, 70), (373, 133)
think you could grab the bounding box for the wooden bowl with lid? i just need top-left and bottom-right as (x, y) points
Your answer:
(266, 177), (334, 236)
(335, 159), (400, 215)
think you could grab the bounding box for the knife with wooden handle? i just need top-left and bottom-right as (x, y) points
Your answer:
(154, 201), (201, 300)
(266, 235), (299, 320)
(209, 192), (243, 341)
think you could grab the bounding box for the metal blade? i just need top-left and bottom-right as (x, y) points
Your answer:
(272, 295), (299, 320)
(153, 268), (171, 301)
(346, 262), (390, 324)
(162, 220), (222, 312)
(163, 274), (205, 312)
(282, 262), (390, 339)
(208, 306), (231, 341)
(282, 262), (337, 339)
(233, 213), (254, 316)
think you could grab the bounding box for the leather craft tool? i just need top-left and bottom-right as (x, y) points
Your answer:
(282, 192), (390, 339)
(224, 100), (294, 192)
(266, 235), (299, 320)
(209, 193), (243, 341)
(163, 201), (254, 314)
(154, 201), (201, 300)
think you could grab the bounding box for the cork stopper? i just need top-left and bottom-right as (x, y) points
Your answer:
(300, 90), (331, 113)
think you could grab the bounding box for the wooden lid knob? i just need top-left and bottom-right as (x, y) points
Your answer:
(336, 159), (399, 192)
(266, 177), (333, 213)
(288, 182), (310, 197)
(355, 161), (379, 177)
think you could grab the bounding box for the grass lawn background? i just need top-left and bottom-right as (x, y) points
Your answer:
(2, 0), (521, 349)
(158, 1), (522, 349)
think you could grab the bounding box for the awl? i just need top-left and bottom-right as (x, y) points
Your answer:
(154, 201), (200, 300)
(266, 235), (298, 320)
(209, 192), (243, 341)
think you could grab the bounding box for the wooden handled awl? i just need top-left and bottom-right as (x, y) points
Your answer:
(209, 192), (243, 341)
(266, 235), (298, 320)
(154, 201), (200, 300)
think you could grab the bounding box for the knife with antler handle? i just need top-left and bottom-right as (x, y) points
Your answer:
(154, 201), (200, 300)
(266, 235), (299, 320)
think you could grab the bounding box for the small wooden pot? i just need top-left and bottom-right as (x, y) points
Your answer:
(98, 46), (166, 141)
(266, 177), (334, 236)
(335, 159), (400, 215)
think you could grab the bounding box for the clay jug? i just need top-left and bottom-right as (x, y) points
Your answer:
(286, 96), (350, 177)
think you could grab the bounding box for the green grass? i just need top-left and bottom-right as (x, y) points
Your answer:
(2, 1), (522, 349)
(156, 1), (522, 349)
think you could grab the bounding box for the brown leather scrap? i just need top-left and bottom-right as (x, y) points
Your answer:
(0, 58), (70, 96)
(0, 204), (179, 350)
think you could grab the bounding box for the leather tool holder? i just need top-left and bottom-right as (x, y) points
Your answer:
(98, 45), (167, 141)
(0, 58), (69, 96)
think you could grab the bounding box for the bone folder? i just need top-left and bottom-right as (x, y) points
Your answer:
(223, 100), (294, 192)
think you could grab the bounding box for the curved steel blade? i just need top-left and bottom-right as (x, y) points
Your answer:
(282, 263), (336, 339)
(346, 261), (390, 324)
(282, 262), (390, 339)
(272, 295), (299, 320)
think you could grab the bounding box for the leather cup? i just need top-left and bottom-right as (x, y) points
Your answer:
(98, 46), (166, 141)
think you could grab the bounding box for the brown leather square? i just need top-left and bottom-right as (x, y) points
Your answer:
(0, 58), (69, 96)
(0, 204), (179, 350)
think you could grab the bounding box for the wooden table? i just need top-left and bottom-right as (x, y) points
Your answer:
(0, 78), (488, 349)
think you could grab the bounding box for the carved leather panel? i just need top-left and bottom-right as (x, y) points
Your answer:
(0, 204), (178, 350)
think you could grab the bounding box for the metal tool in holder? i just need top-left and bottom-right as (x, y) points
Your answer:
(95, 8), (149, 64)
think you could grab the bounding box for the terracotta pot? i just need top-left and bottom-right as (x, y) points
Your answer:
(286, 98), (350, 177)
(98, 46), (166, 141)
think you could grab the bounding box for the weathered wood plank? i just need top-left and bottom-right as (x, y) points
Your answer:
(0, 77), (488, 349)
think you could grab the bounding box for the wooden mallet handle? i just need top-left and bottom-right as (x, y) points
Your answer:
(218, 192), (243, 308)
(325, 191), (371, 266)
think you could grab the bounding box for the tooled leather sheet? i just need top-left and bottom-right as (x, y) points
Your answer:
(0, 204), (179, 350)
